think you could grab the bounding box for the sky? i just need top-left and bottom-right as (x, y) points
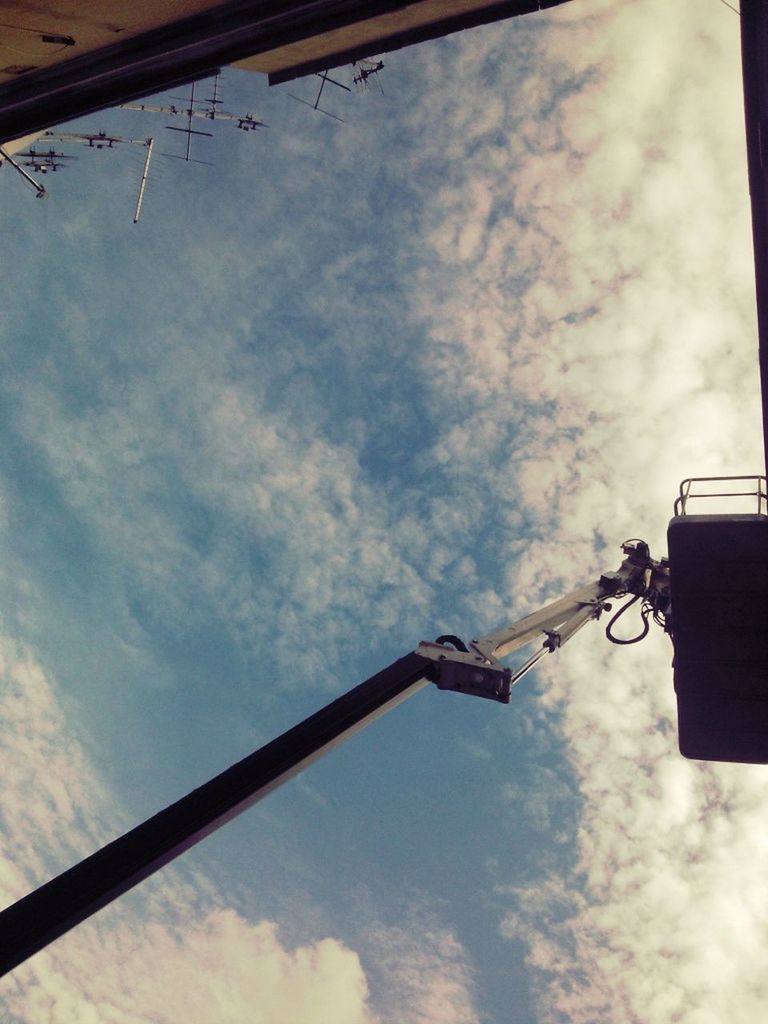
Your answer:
(0, 0), (766, 1021)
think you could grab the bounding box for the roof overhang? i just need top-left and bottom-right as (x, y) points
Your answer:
(0, 0), (572, 144)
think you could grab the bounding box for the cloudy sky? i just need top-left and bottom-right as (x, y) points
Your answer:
(1, 0), (766, 1021)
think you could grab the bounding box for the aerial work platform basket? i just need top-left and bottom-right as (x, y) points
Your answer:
(668, 476), (768, 763)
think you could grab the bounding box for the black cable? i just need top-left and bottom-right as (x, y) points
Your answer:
(605, 594), (651, 645)
(434, 635), (469, 653)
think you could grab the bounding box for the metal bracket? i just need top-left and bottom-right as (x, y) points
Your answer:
(416, 641), (512, 703)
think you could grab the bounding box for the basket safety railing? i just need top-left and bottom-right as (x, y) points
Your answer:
(674, 476), (768, 517)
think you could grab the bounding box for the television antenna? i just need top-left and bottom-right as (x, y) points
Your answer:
(13, 146), (74, 174)
(353, 59), (385, 93)
(121, 73), (266, 163)
(289, 70), (351, 122)
(43, 130), (156, 223)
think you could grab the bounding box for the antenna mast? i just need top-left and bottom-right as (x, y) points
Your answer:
(133, 138), (154, 223)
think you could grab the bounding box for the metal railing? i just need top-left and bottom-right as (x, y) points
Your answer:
(674, 475), (768, 517)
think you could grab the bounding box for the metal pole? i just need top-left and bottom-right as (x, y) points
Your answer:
(133, 138), (154, 223)
(0, 652), (435, 976)
(0, 145), (47, 198)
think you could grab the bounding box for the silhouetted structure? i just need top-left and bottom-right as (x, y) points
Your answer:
(668, 477), (768, 763)
(0, 0), (573, 143)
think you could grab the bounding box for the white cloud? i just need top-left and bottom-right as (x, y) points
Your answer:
(498, 641), (768, 1024)
(0, 632), (480, 1024)
(5, 912), (376, 1024)
(364, 916), (479, 1024)
(0, 634), (112, 902)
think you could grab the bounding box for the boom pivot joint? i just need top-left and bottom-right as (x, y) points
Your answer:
(417, 539), (671, 703)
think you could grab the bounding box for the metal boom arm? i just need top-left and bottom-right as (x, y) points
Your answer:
(418, 540), (668, 702)
(0, 652), (435, 977)
(0, 542), (668, 976)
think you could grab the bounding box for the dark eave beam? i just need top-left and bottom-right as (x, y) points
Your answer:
(267, 0), (571, 85)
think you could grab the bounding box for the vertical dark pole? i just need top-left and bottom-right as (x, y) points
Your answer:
(740, 0), (768, 476)
(0, 652), (435, 976)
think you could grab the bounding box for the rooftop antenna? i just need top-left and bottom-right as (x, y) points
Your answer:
(353, 59), (385, 93)
(202, 72), (223, 117)
(166, 72), (265, 131)
(13, 146), (75, 173)
(289, 70), (350, 122)
(44, 130), (155, 223)
(47, 129), (147, 150)
(121, 73), (267, 161)
(165, 80), (213, 162)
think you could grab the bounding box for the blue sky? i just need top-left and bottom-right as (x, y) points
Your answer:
(1, 1), (766, 1022)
